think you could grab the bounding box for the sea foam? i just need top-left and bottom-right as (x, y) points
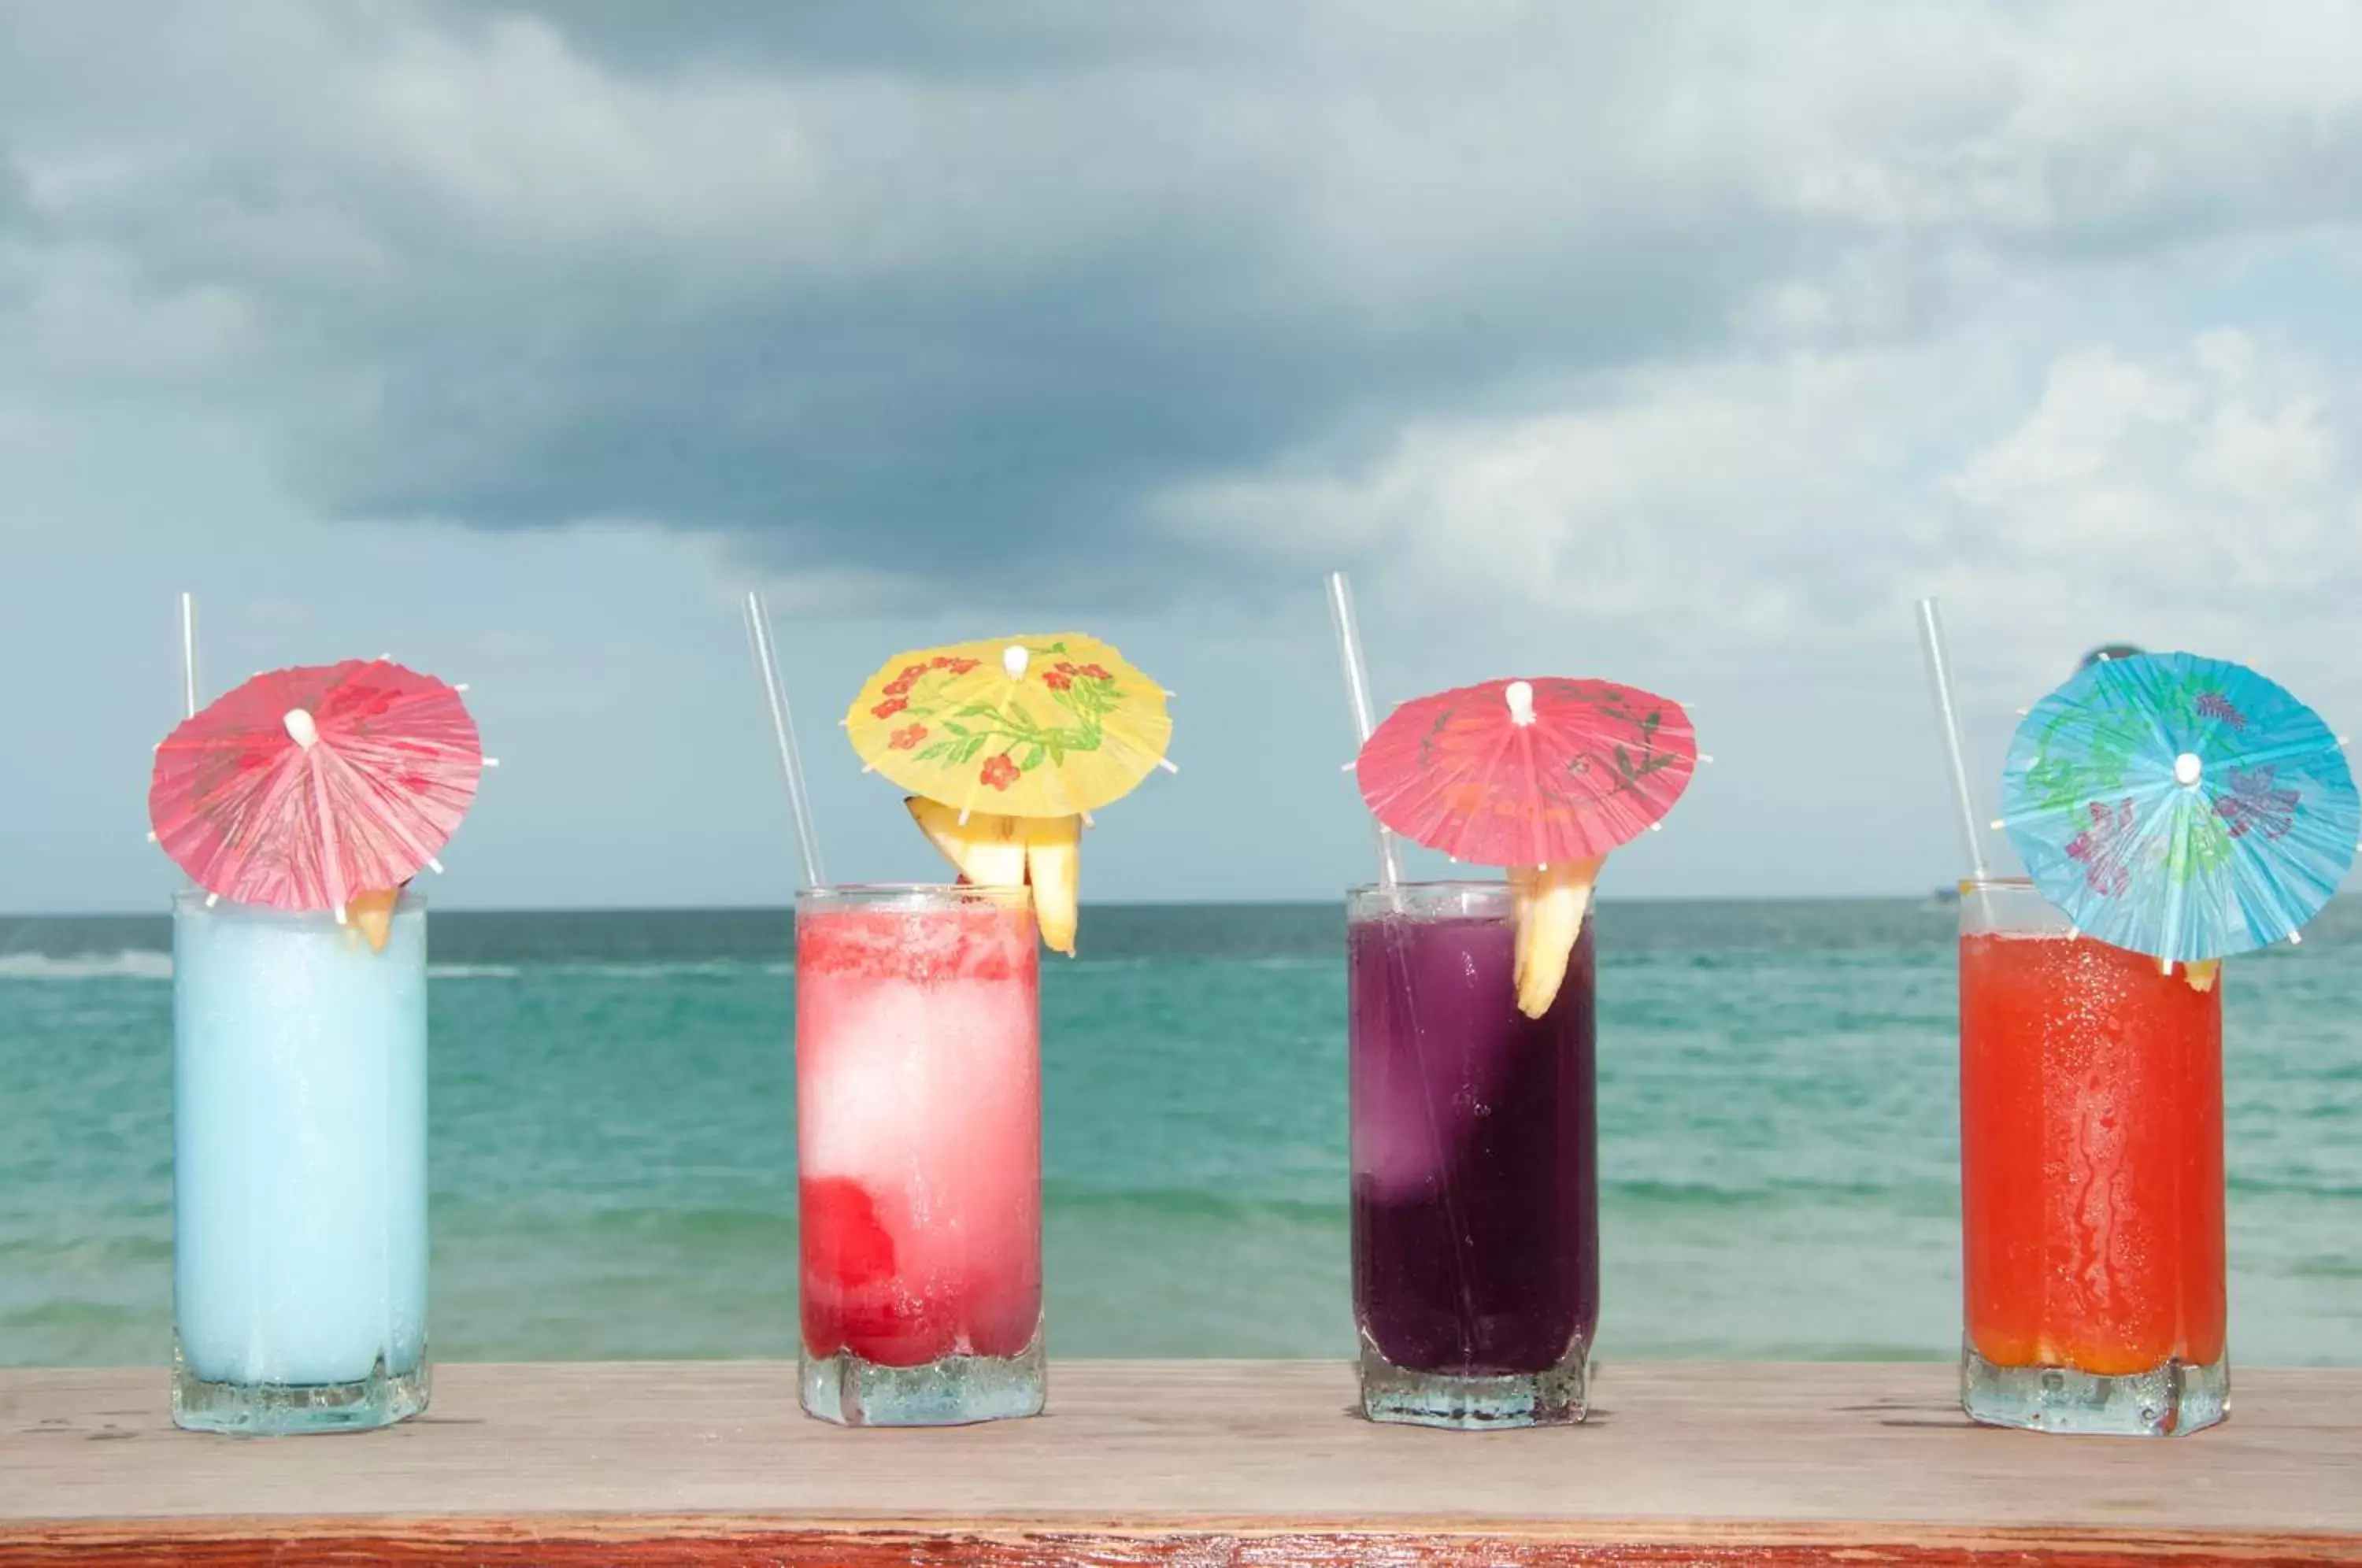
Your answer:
(0, 950), (173, 982)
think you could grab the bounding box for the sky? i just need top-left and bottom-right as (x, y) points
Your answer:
(5, 2), (2362, 912)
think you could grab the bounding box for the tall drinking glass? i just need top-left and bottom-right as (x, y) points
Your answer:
(794, 884), (1043, 1426)
(172, 890), (431, 1435)
(1349, 881), (1598, 1429)
(1958, 878), (2228, 1436)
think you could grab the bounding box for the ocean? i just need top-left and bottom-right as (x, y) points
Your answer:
(3, 899), (2358, 1368)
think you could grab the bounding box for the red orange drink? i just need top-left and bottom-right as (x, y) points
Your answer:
(1957, 879), (2228, 1436)
(794, 885), (1043, 1425)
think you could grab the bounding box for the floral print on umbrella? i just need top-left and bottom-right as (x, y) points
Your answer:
(1998, 650), (2357, 963)
(843, 633), (1173, 818)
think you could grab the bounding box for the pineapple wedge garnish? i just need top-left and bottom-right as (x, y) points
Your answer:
(905, 797), (1027, 888)
(1023, 815), (1082, 956)
(2184, 959), (2221, 993)
(904, 798), (1083, 955)
(1507, 858), (1603, 1019)
(345, 888), (402, 954)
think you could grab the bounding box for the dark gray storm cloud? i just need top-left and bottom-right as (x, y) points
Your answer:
(0, 3), (1805, 602)
(275, 227), (1784, 601)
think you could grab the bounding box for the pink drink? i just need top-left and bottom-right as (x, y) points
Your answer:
(794, 885), (1043, 1425)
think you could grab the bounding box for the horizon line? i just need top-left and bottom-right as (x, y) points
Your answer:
(1, 887), (2053, 921)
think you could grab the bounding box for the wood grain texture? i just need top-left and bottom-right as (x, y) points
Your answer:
(4, 1362), (2358, 1564)
(4, 1521), (2359, 1567)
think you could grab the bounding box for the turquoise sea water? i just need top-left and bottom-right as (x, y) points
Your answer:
(3, 898), (2358, 1367)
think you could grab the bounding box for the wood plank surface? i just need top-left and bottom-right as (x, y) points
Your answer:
(3, 1361), (2357, 1564)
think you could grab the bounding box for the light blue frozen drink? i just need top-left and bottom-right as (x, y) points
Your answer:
(172, 889), (430, 1433)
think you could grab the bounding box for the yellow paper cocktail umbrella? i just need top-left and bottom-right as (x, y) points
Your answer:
(846, 634), (1172, 818)
(845, 634), (1173, 955)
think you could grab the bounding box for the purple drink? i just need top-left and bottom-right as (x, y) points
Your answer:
(1349, 881), (1597, 1428)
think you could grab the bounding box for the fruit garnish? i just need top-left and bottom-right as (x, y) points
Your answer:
(345, 887), (401, 954)
(799, 1175), (898, 1289)
(1507, 858), (1602, 1019)
(905, 797), (1027, 888)
(2184, 959), (2221, 993)
(1024, 815), (1082, 956)
(905, 797), (1084, 953)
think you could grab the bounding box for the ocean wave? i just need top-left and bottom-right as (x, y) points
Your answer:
(2228, 1174), (2362, 1200)
(0, 952), (799, 984)
(533, 960), (793, 980)
(585, 1204), (794, 1244)
(1604, 1177), (1957, 1207)
(1045, 1185), (1345, 1223)
(1068, 954), (1335, 971)
(0, 1233), (172, 1265)
(0, 950), (172, 982)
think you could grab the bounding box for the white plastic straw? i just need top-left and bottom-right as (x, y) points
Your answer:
(179, 591), (198, 719)
(1915, 597), (1990, 883)
(1326, 571), (1404, 886)
(742, 590), (828, 890)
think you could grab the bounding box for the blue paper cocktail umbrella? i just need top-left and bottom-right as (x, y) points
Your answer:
(1998, 652), (2358, 963)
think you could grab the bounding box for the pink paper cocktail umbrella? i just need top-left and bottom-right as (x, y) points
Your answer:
(1355, 676), (1697, 867)
(150, 659), (483, 914)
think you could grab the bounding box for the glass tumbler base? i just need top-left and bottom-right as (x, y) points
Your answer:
(1961, 1340), (2228, 1437)
(802, 1329), (1045, 1426)
(172, 1343), (431, 1436)
(1357, 1335), (1591, 1429)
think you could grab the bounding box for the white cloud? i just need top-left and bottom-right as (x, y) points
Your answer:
(1931, 330), (2362, 684)
(1163, 319), (2362, 701)
(1160, 347), (1957, 655)
(16, 248), (256, 385)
